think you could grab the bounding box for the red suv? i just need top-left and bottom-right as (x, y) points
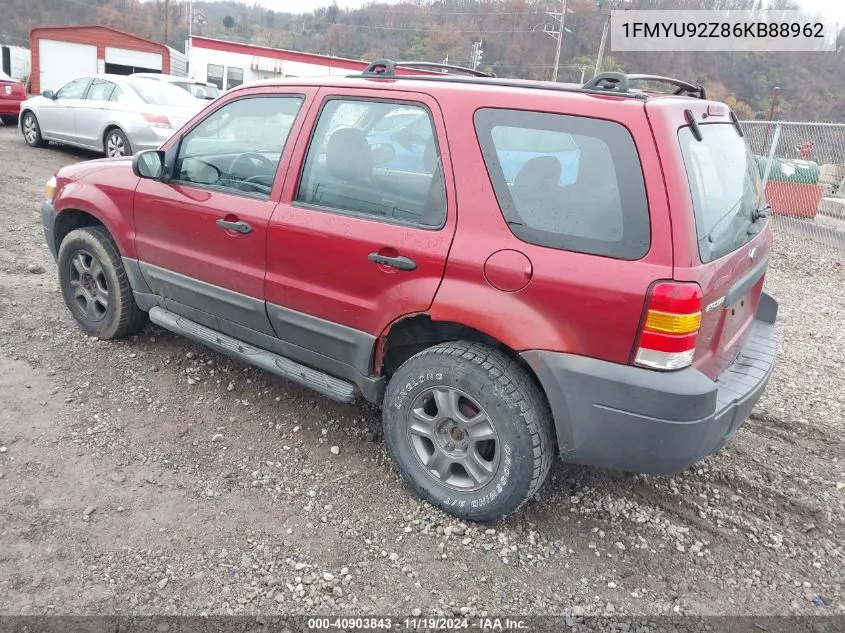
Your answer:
(40, 62), (777, 521)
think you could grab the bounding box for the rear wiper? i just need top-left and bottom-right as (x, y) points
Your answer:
(751, 203), (771, 222)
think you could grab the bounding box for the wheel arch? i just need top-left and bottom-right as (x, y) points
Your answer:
(52, 203), (135, 259)
(376, 313), (547, 403)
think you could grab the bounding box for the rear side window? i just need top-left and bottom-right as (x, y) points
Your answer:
(475, 108), (650, 260)
(678, 124), (763, 263)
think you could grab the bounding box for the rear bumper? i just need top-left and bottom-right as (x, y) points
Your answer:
(0, 99), (22, 116)
(521, 292), (778, 475)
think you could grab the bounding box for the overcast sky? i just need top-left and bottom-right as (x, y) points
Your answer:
(258, 0), (845, 27)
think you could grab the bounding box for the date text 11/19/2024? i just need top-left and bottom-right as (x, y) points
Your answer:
(307, 617), (529, 631)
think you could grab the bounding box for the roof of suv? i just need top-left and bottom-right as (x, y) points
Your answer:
(227, 63), (712, 105)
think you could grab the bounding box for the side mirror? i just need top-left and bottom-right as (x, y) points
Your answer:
(42, 90), (55, 99)
(132, 150), (165, 179)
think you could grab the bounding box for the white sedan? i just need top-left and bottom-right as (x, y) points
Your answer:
(19, 74), (205, 157)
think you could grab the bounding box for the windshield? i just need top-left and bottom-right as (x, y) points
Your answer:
(176, 82), (220, 100)
(0, 70), (12, 81)
(126, 78), (200, 107)
(679, 123), (763, 263)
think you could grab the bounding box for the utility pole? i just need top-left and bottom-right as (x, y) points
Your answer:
(470, 40), (483, 70)
(542, 0), (572, 82)
(164, 0), (170, 47)
(594, 12), (610, 76)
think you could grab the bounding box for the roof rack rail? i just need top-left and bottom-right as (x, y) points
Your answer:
(359, 59), (495, 78)
(582, 72), (707, 99)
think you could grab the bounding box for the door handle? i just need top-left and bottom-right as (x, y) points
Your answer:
(216, 218), (252, 234)
(368, 252), (417, 271)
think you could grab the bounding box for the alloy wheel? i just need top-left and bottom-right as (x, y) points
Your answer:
(68, 250), (109, 322)
(106, 133), (126, 158)
(405, 386), (500, 491)
(23, 115), (37, 144)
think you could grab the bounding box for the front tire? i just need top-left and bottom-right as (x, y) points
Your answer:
(21, 111), (46, 147)
(383, 341), (554, 522)
(1, 114), (18, 126)
(57, 226), (147, 339)
(104, 128), (131, 158)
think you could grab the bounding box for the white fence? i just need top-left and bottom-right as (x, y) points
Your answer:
(740, 120), (845, 256)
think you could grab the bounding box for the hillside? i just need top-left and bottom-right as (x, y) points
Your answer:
(2, 0), (844, 121)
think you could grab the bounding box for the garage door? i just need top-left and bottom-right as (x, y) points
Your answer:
(105, 47), (162, 71)
(39, 39), (97, 93)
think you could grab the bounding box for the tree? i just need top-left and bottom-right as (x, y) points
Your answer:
(222, 15), (235, 29)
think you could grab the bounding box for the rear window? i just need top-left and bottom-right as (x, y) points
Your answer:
(679, 123), (763, 263)
(126, 78), (199, 107)
(474, 108), (650, 260)
(176, 82), (220, 100)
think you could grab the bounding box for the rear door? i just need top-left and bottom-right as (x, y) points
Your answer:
(74, 78), (117, 149)
(264, 88), (456, 374)
(650, 102), (772, 379)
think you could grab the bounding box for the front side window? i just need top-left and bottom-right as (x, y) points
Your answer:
(207, 64), (224, 90)
(475, 108), (651, 260)
(226, 67), (244, 90)
(86, 79), (116, 102)
(174, 95), (304, 199)
(296, 99), (446, 228)
(55, 78), (91, 100)
(679, 124), (763, 263)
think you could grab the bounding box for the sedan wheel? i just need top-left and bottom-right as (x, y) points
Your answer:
(22, 112), (46, 147)
(105, 129), (131, 158)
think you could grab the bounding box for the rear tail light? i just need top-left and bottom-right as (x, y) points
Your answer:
(143, 113), (172, 129)
(634, 281), (703, 370)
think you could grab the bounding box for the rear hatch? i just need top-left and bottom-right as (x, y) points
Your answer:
(649, 101), (773, 379)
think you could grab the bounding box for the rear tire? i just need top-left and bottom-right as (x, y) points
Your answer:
(21, 111), (46, 147)
(104, 127), (131, 158)
(57, 226), (147, 339)
(1, 115), (18, 126)
(382, 341), (554, 522)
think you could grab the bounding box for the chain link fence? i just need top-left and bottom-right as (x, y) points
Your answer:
(740, 120), (845, 257)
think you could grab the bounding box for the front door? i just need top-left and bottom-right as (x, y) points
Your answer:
(38, 76), (91, 142)
(133, 90), (312, 336)
(265, 89), (457, 375)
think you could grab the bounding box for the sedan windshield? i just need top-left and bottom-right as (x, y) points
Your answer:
(126, 78), (199, 107)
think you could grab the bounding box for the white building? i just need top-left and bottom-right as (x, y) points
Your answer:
(186, 36), (430, 89)
(1, 44), (31, 82)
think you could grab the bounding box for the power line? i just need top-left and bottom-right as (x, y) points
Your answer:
(309, 21), (542, 34)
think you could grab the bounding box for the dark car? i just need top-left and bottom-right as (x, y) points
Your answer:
(39, 64), (777, 522)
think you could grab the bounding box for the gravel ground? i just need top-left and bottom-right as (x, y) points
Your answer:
(0, 122), (843, 618)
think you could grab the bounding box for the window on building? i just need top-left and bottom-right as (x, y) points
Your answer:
(207, 64), (224, 90)
(226, 67), (244, 90)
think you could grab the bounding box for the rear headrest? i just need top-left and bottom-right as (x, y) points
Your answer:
(326, 127), (373, 181)
(514, 156), (562, 190)
(574, 136), (613, 183)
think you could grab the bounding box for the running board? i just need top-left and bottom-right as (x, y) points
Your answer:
(148, 306), (357, 403)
